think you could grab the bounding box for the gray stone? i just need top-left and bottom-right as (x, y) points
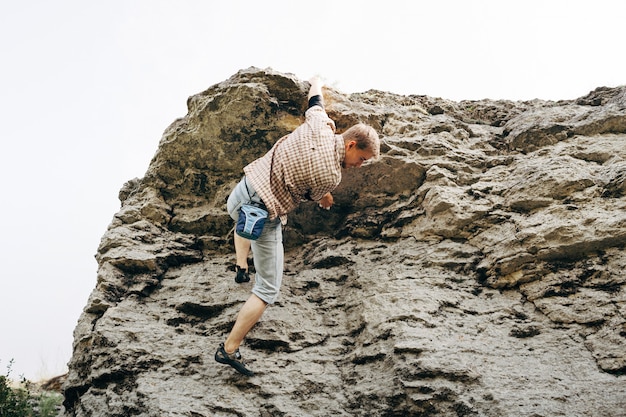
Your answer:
(61, 68), (626, 417)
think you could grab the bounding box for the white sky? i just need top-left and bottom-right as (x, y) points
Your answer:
(0, 0), (623, 381)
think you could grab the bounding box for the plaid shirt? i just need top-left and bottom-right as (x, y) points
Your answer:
(244, 105), (345, 224)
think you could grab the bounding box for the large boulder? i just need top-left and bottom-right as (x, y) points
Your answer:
(61, 68), (626, 417)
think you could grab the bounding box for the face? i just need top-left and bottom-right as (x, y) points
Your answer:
(343, 141), (374, 168)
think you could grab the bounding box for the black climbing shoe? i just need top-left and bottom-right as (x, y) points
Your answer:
(215, 343), (254, 376)
(235, 265), (250, 283)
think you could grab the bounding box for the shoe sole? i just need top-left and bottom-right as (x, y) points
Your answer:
(215, 351), (254, 376)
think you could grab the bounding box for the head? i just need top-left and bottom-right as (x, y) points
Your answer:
(341, 123), (380, 168)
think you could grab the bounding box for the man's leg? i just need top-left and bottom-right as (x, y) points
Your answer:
(217, 218), (282, 375)
(226, 218), (281, 351)
(234, 233), (251, 269)
(227, 177), (252, 283)
(224, 293), (267, 353)
(234, 233), (251, 283)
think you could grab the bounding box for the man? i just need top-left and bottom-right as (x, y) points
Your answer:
(215, 76), (380, 376)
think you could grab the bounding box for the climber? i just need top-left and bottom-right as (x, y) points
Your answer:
(215, 76), (381, 376)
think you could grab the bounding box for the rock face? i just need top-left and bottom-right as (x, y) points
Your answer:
(62, 68), (626, 417)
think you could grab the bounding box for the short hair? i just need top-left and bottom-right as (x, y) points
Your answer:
(342, 124), (381, 159)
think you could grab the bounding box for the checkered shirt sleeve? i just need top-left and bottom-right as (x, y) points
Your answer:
(244, 106), (343, 223)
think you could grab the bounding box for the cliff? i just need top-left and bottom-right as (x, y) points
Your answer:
(61, 68), (626, 416)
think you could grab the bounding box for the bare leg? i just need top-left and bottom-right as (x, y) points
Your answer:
(224, 294), (267, 353)
(234, 233), (251, 271)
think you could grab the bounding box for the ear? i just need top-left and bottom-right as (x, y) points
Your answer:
(347, 140), (357, 149)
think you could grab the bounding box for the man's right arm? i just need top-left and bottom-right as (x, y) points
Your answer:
(308, 76), (324, 108)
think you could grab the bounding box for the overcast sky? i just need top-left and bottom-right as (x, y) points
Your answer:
(0, 0), (623, 381)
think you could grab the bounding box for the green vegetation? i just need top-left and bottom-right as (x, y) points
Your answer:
(0, 360), (63, 417)
(37, 391), (64, 417)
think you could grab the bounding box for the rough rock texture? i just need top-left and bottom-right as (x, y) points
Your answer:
(62, 68), (626, 417)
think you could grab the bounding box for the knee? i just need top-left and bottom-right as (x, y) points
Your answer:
(252, 286), (280, 305)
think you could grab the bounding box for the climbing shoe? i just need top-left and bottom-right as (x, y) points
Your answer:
(235, 265), (250, 283)
(215, 343), (254, 376)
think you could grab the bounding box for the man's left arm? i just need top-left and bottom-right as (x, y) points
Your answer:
(308, 76), (324, 104)
(306, 76), (338, 209)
